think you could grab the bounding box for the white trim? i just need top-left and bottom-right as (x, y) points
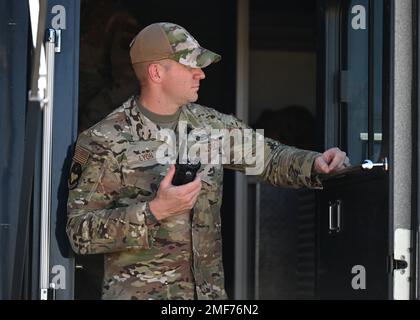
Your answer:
(393, 229), (411, 300)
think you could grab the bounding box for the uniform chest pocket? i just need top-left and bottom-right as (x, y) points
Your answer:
(197, 164), (222, 205)
(121, 144), (167, 199)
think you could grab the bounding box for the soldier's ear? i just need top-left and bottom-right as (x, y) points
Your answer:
(148, 63), (163, 83)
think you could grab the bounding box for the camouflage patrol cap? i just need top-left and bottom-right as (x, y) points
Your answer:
(129, 22), (221, 68)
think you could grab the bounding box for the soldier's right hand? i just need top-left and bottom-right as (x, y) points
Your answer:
(149, 165), (202, 221)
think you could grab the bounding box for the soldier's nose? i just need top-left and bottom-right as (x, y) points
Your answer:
(194, 68), (205, 80)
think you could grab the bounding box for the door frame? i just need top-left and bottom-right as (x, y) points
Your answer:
(234, 0), (251, 300)
(413, 0), (420, 300)
(392, 0), (414, 300)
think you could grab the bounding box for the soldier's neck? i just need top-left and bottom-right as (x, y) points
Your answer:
(139, 93), (181, 116)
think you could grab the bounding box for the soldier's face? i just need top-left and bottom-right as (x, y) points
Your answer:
(161, 60), (206, 105)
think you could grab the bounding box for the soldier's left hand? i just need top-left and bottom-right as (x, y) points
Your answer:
(313, 147), (350, 174)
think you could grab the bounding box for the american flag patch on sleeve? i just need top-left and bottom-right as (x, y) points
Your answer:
(73, 146), (90, 166)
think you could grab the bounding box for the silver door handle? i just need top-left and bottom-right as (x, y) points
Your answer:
(361, 158), (388, 171)
(329, 200), (341, 232)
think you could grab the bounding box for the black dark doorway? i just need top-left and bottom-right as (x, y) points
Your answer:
(249, 0), (319, 299)
(76, 0), (236, 299)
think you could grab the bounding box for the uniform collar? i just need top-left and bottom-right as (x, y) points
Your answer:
(123, 96), (204, 141)
(122, 96), (162, 141)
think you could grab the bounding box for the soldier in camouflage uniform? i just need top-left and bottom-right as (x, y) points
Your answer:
(67, 22), (349, 300)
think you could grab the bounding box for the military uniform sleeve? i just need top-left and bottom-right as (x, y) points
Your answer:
(66, 142), (160, 255)
(213, 111), (323, 189)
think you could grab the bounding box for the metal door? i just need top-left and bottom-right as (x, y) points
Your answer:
(41, 0), (80, 300)
(317, 0), (413, 299)
(29, 0), (80, 299)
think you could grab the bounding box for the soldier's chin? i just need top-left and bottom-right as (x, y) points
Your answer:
(188, 94), (199, 103)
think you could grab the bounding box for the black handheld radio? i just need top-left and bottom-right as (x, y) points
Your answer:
(171, 125), (201, 186)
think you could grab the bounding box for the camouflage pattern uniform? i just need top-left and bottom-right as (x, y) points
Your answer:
(160, 23), (221, 68)
(67, 97), (323, 300)
(129, 22), (221, 69)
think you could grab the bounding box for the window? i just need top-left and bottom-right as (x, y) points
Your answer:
(339, 0), (384, 164)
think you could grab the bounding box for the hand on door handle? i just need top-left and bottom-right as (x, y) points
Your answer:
(313, 147), (350, 174)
